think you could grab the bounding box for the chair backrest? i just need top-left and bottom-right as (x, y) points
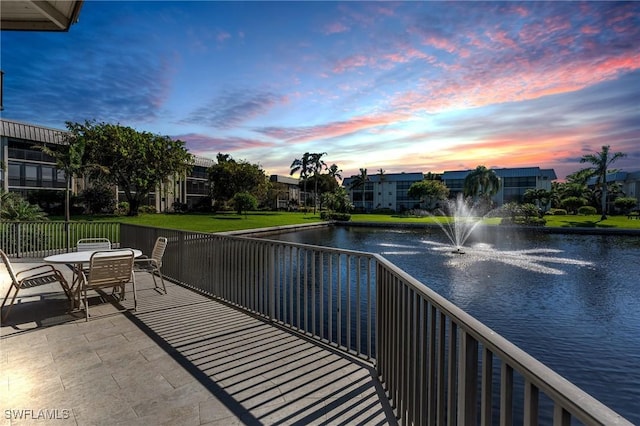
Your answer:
(77, 238), (111, 252)
(86, 250), (134, 289)
(0, 249), (19, 286)
(151, 237), (168, 265)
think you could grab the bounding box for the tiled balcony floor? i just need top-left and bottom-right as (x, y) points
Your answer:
(1, 262), (396, 425)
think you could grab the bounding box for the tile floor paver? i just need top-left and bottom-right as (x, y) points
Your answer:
(1, 260), (396, 425)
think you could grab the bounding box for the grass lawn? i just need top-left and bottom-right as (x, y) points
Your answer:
(54, 212), (640, 232)
(60, 211), (325, 233)
(349, 213), (640, 229)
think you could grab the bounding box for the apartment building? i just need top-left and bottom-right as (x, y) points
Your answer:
(0, 119), (212, 212)
(342, 172), (425, 212)
(442, 167), (557, 205)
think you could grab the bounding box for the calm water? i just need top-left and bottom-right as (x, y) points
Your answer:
(271, 226), (640, 424)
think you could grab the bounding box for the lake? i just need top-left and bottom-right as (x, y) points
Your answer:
(269, 225), (640, 424)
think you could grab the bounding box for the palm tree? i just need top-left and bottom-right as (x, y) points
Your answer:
(580, 145), (626, 220)
(290, 152), (312, 210)
(350, 168), (369, 211)
(309, 152), (327, 214)
(36, 134), (86, 222)
(327, 164), (342, 182)
(463, 165), (501, 199)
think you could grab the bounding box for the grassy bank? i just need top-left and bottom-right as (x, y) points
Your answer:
(52, 212), (640, 232)
(60, 211), (324, 233)
(349, 213), (640, 229)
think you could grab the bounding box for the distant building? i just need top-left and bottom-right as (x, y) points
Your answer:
(587, 170), (640, 211)
(0, 118), (213, 212)
(269, 175), (302, 210)
(342, 172), (425, 212)
(442, 167), (557, 205)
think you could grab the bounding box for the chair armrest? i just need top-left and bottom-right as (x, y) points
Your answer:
(15, 264), (61, 279)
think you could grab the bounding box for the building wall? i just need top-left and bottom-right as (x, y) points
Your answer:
(343, 172), (425, 212)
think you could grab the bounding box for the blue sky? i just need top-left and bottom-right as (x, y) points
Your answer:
(2, 1), (639, 180)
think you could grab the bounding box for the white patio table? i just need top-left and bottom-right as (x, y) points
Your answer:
(44, 249), (142, 309)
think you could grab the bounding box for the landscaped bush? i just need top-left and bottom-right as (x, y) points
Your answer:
(138, 205), (157, 214)
(115, 201), (129, 215)
(320, 211), (351, 221)
(577, 206), (597, 215)
(548, 208), (568, 215)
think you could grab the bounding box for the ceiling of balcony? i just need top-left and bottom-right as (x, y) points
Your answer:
(1, 0), (84, 31)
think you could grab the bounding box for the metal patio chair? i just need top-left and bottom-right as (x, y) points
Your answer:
(76, 238), (111, 252)
(134, 237), (168, 294)
(1, 249), (71, 322)
(81, 249), (136, 321)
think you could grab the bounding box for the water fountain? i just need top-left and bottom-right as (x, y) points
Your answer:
(432, 194), (484, 254)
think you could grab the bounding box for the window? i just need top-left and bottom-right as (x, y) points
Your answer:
(8, 163), (21, 186)
(25, 165), (38, 187)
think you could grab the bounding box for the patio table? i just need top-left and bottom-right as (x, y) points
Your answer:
(44, 249), (142, 309)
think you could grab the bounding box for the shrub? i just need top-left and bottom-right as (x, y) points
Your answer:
(320, 211), (351, 221)
(577, 205), (597, 215)
(548, 208), (567, 215)
(614, 197), (638, 214)
(115, 201), (129, 215)
(81, 184), (116, 214)
(138, 205), (157, 214)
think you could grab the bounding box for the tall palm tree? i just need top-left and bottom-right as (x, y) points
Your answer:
(36, 134), (86, 222)
(290, 152), (312, 210)
(308, 152), (327, 214)
(327, 164), (342, 182)
(580, 145), (626, 220)
(350, 168), (369, 211)
(463, 165), (501, 199)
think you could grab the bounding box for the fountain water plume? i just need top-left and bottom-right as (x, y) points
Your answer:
(433, 194), (484, 253)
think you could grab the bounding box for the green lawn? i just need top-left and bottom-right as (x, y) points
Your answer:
(349, 213), (640, 229)
(61, 211), (325, 233)
(54, 212), (640, 232)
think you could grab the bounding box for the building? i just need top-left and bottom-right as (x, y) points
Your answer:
(0, 118), (213, 212)
(269, 175), (302, 210)
(587, 170), (640, 211)
(442, 167), (557, 205)
(342, 172), (425, 212)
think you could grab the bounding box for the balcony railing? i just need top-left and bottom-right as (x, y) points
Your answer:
(0, 221), (119, 257)
(120, 223), (631, 426)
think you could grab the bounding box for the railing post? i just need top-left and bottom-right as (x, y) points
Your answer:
(65, 220), (71, 253)
(269, 243), (276, 320)
(16, 222), (21, 258)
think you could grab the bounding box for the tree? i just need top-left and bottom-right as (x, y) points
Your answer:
(308, 152), (327, 214)
(321, 187), (353, 214)
(36, 132), (87, 221)
(327, 164), (342, 182)
(614, 197), (638, 214)
(580, 145), (626, 220)
(561, 196), (587, 214)
(290, 153), (312, 210)
(70, 121), (192, 216)
(377, 169), (386, 208)
(523, 188), (552, 212)
(231, 191), (258, 216)
(463, 165), (501, 199)
(208, 154), (268, 208)
(350, 168), (369, 211)
(407, 180), (450, 209)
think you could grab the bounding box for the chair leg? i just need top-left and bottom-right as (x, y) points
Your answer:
(83, 285), (90, 322)
(157, 269), (167, 294)
(1, 285), (20, 322)
(131, 274), (137, 312)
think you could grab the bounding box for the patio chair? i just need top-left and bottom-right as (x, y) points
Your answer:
(134, 237), (168, 294)
(76, 238), (111, 251)
(1, 249), (71, 322)
(81, 249), (136, 321)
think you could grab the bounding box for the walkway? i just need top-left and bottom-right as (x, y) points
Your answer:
(1, 262), (396, 425)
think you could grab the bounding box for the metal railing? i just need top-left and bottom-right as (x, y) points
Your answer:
(0, 221), (119, 258)
(124, 224), (633, 424)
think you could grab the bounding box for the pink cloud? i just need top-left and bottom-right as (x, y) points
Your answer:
(332, 54), (371, 73)
(216, 30), (231, 43)
(177, 133), (276, 154)
(324, 22), (349, 35)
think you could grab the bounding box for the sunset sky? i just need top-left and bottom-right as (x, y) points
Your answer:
(2, 1), (639, 180)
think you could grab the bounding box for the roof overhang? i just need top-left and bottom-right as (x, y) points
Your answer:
(1, 0), (84, 32)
